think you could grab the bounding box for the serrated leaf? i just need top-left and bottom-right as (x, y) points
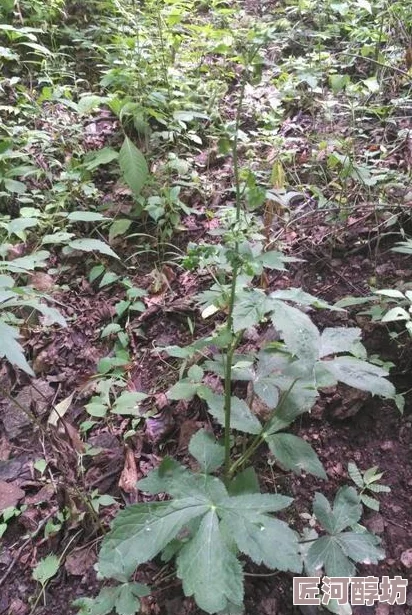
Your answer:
(270, 300), (321, 363)
(322, 357), (395, 398)
(188, 365), (204, 381)
(347, 462), (364, 489)
(0, 321), (34, 375)
(360, 494), (380, 510)
(266, 380), (318, 433)
(221, 511), (301, 573)
(32, 554), (60, 585)
(189, 429), (224, 473)
(232, 289), (269, 333)
(99, 499), (209, 580)
(116, 582), (150, 615)
(200, 390), (262, 434)
(68, 238), (119, 259)
(319, 328), (362, 358)
(228, 467), (260, 495)
(265, 433), (326, 479)
(307, 535), (355, 577)
(177, 510), (244, 614)
(167, 379), (199, 400)
(118, 136), (149, 198)
(313, 487), (361, 534)
(366, 483), (390, 494)
(270, 288), (335, 310)
(336, 531), (384, 564)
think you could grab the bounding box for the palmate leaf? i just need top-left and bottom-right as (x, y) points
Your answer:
(99, 464), (299, 614)
(313, 487), (361, 534)
(321, 356), (395, 398)
(73, 583), (150, 615)
(98, 499), (210, 580)
(265, 433), (327, 479)
(118, 136), (149, 198)
(232, 288), (270, 333)
(307, 487), (384, 578)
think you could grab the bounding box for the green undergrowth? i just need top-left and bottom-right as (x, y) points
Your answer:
(1, 0), (411, 613)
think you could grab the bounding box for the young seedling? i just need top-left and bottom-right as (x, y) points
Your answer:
(348, 462), (391, 511)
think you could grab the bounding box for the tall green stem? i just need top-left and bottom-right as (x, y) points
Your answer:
(223, 68), (249, 482)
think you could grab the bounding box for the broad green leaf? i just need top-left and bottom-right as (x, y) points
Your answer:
(188, 365), (204, 381)
(219, 493), (293, 515)
(118, 136), (149, 198)
(336, 531), (384, 564)
(200, 390), (262, 434)
(258, 251), (299, 271)
(189, 429), (224, 473)
(270, 300), (321, 363)
(67, 212), (109, 222)
(0, 321), (34, 375)
(313, 487), (361, 534)
(116, 583), (151, 615)
(270, 288), (334, 310)
(6, 217), (38, 239)
(109, 219), (132, 243)
(319, 327), (362, 358)
(367, 483), (390, 493)
(265, 433), (327, 479)
(73, 583), (149, 615)
(4, 178), (26, 193)
(167, 379), (199, 400)
(2, 250), (49, 272)
(232, 289), (269, 333)
(83, 147), (118, 171)
(177, 510), (244, 614)
(77, 95), (106, 115)
(68, 239), (119, 259)
(375, 289), (405, 299)
(220, 513), (301, 573)
(307, 535), (355, 577)
(228, 467), (260, 495)
(42, 231), (75, 245)
(99, 499), (209, 580)
(266, 380), (318, 433)
(381, 307), (409, 322)
(321, 357), (395, 398)
(32, 554), (60, 585)
(357, 0), (372, 13)
(112, 391), (147, 416)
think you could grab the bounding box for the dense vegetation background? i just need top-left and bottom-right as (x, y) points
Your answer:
(0, 0), (411, 613)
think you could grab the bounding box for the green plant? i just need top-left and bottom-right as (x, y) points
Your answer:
(348, 462), (391, 511)
(76, 32), (395, 615)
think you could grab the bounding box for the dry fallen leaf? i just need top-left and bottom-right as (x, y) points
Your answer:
(119, 446), (138, 495)
(65, 546), (97, 576)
